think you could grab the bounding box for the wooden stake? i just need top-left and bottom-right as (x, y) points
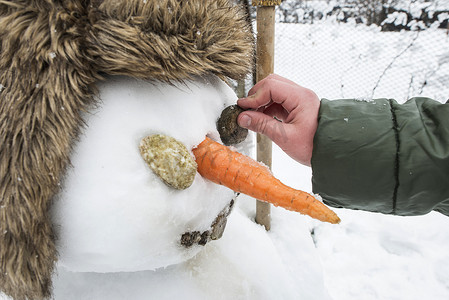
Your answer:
(253, 0), (280, 231)
(236, 79), (246, 98)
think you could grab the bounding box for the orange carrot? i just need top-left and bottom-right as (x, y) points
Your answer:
(192, 137), (340, 224)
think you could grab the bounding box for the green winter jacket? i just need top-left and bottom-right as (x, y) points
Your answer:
(311, 97), (449, 217)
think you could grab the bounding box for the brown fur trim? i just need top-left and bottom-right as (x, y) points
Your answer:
(87, 0), (254, 81)
(0, 1), (97, 299)
(0, 0), (253, 299)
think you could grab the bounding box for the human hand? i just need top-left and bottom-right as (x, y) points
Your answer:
(237, 74), (320, 166)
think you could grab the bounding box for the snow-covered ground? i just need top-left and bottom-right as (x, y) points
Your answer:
(271, 145), (449, 300)
(3, 22), (449, 300)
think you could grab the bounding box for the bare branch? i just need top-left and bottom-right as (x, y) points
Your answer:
(371, 30), (420, 98)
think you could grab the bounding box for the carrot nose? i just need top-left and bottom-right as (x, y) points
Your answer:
(139, 133), (340, 224)
(192, 137), (341, 224)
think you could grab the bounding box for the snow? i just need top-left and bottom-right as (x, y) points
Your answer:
(383, 12), (409, 27)
(270, 146), (449, 300)
(2, 21), (449, 300)
(50, 207), (330, 300)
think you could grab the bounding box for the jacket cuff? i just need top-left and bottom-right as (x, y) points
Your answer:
(311, 98), (397, 214)
(392, 98), (449, 215)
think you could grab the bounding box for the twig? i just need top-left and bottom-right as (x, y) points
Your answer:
(371, 31), (420, 98)
(340, 53), (363, 98)
(418, 56), (449, 94)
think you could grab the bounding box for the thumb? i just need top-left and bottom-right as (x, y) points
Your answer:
(238, 111), (289, 145)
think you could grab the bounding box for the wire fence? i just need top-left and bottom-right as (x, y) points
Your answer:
(239, 0), (449, 104)
(275, 21), (449, 103)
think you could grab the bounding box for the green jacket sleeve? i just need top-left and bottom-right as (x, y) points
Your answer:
(311, 97), (449, 217)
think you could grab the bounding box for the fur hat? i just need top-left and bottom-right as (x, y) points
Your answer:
(0, 1), (253, 299)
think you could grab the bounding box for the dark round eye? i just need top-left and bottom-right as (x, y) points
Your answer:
(216, 105), (248, 146)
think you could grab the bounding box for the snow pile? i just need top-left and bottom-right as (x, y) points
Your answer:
(313, 209), (449, 300)
(50, 203), (331, 300)
(271, 146), (449, 300)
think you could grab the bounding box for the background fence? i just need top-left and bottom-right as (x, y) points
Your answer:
(237, 0), (449, 104)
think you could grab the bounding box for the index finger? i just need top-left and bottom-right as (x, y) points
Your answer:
(248, 74), (300, 97)
(238, 77), (306, 113)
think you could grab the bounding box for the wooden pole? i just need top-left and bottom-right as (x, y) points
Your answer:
(236, 79), (246, 98)
(252, 0), (280, 231)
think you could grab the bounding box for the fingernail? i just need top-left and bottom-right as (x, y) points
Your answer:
(239, 114), (251, 128)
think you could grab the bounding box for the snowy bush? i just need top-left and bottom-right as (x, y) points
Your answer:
(272, 0), (449, 31)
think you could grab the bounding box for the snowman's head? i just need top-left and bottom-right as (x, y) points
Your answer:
(52, 75), (252, 272)
(0, 0), (253, 298)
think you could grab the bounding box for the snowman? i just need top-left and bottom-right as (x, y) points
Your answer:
(0, 1), (255, 299)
